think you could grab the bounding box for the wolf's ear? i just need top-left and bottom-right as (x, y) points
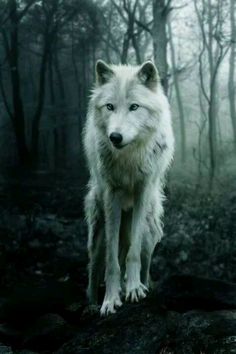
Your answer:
(137, 61), (160, 90)
(96, 60), (114, 85)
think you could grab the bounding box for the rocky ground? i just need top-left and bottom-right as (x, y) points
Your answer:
(0, 171), (236, 354)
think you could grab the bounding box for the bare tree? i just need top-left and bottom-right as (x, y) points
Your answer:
(194, 0), (230, 186)
(228, 0), (236, 151)
(0, 0), (36, 166)
(168, 17), (186, 162)
(31, 0), (70, 163)
(109, 0), (142, 64)
(140, 0), (187, 93)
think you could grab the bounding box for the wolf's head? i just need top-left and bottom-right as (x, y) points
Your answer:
(91, 60), (168, 150)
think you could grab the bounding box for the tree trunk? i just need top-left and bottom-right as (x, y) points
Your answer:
(48, 51), (58, 169)
(71, 24), (83, 148)
(207, 0), (217, 186)
(228, 0), (236, 150)
(208, 91), (216, 185)
(152, 0), (168, 93)
(48, 52), (55, 105)
(71, 40), (80, 94)
(31, 38), (50, 164)
(54, 41), (65, 101)
(120, 0), (138, 65)
(197, 87), (207, 184)
(7, 0), (30, 166)
(132, 34), (142, 64)
(81, 45), (87, 117)
(121, 33), (130, 64)
(168, 20), (186, 162)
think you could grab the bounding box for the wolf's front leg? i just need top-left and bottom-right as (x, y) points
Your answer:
(100, 190), (122, 316)
(125, 184), (150, 302)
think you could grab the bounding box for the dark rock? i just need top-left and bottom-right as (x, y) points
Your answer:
(0, 280), (85, 326)
(56, 302), (170, 354)
(55, 277), (236, 354)
(15, 351), (38, 354)
(0, 323), (22, 347)
(62, 302), (86, 325)
(155, 274), (236, 312)
(23, 313), (76, 351)
(16, 351), (38, 354)
(171, 310), (236, 353)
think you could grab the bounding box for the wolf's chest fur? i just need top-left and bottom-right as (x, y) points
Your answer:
(99, 141), (156, 192)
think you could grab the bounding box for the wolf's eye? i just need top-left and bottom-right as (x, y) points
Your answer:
(129, 104), (139, 111)
(106, 103), (114, 111)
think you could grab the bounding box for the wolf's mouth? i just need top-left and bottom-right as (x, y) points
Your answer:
(112, 143), (128, 150)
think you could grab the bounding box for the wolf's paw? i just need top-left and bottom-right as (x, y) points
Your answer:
(125, 282), (148, 303)
(100, 296), (122, 316)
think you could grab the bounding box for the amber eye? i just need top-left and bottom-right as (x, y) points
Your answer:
(129, 104), (139, 111)
(106, 103), (114, 111)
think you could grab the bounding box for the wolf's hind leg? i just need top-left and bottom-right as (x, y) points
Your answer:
(87, 227), (105, 304)
(140, 242), (153, 288)
(141, 205), (163, 288)
(85, 188), (104, 305)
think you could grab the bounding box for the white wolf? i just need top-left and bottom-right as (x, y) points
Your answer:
(83, 60), (174, 316)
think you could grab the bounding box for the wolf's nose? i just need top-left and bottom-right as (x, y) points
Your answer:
(109, 132), (123, 145)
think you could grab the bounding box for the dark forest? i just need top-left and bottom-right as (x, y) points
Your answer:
(0, 0), (236, 353)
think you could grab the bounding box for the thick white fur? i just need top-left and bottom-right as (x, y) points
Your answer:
(83, 61), (174, 316)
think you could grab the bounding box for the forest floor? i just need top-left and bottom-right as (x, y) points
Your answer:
(0, 170), (236, 354)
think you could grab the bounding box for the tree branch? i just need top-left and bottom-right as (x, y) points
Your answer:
(18, 0), (37, 22)
(134, 18), (152, 34)
(168, 3), (188, 13)
(111, 0), (127, 23)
